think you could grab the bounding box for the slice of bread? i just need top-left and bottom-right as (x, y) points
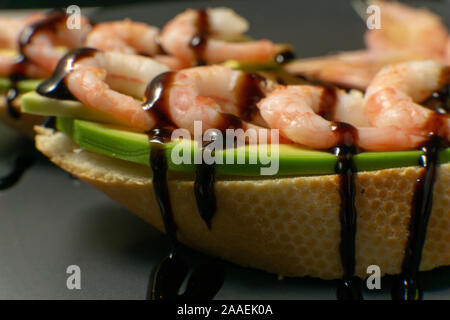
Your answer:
(35, 126), (450, 280)
(0, 98), (43, 138)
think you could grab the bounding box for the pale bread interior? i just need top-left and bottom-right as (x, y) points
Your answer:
(34, 126), (450, 279)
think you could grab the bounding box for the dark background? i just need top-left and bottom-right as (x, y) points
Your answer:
(0, 0), (449, 299)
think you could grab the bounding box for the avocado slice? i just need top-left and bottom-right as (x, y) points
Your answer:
(55, 117), (450, 176)
(21, 91), (126, 126)
(0, 77), (41, 93)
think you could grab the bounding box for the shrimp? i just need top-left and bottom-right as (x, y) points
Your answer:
(21, 12), (92, 73)
(364, 60), (450, 140)
(284, 50), (426, 90)
(257, 85), (425, 151)
(365, 1), (448, 59)
(0, 13), (45, 49)
(84, 19), (188, 70)
(0, 54), (50, 78)
(85, 19), (160, 56)
(159, 8), (284, 66)
(148, 65), (284, 143)
(64, 50), (170, 131)
(157, 65), (267, 131)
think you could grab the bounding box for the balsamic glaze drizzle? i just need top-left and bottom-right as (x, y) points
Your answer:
(6, 74), (25, 119)
(0, 154), (34, 190)
(331, 122), (363, 300)
(4, 10), (69, 118)
(189, 9), (210, 66)
(391, 87), (449, 300)
(194, 140), (218, 229)
(36, 47), (98, 100)
(147, 128), (224, 300)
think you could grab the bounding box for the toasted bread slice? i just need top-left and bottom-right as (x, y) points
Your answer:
(0, 98), (43, 138)
(35, 126), (450, 280)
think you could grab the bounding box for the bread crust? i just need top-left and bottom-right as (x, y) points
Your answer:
(35, 126), (450, 279)
(0, 98), (43, 138)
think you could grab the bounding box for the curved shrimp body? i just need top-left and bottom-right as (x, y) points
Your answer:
(284, 49), (428, 90)
(160, 7), (282, 66)
(85, 19), (160, 56)
(365, 1), (448, 59)
(257, 85), (424, 151)
(21, 12), (92, 73)
(148, 65), (282, 143)
(0, 13), (45, 49)
(160, 65), (266, 132)
(365, 60), (450, 139)
(65, 50), (169, 131)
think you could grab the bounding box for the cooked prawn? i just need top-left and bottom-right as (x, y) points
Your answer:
(364, 60), (450, 139)
(85, 19), (160, 56)
(0, 13), (45, 49)
(286, 1), (449, 90)
(65, 50), (169, 131)
(257, 85), (425, 151)
(21, 12), (92, 73)
(284, 50), (426, 90)
(148, 65), (284, 143)
(159, 8), (284, 66)
(365, 1), (448, 59)
(158, 65), (267, 130)
(84, 19), (188, 70)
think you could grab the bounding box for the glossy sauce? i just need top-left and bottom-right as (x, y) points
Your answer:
(275, 50), (296, 65)
(147, 127), (225, 300)
(331, 122), (363, 300)
(391, 89), (449, 300)
(189, 9), (209, 66)
(6, 74), (25, 119)
(0, 154), (34, 190)
(4, 11), (68, 118)
(36, 47), (98, 99)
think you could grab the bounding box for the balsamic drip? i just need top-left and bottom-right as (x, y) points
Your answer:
(189, 9), (210, 66)
(331, 122), (363, 300)
(422, 85), (449, 114)
(391, 86), (449, 300)
(317, 86), (338, 120)
(6, 74), (26, 119)
(147, 128), (224, 300)
(2, 11), (68, 119)
(142, 71), (176, 126)
(235, 73), (266, 122)
(18, 10), (67, 56)
(0, 154), (35, 190)
(36, 47), (98, 100)
(42, 116), (56, 129)
(194, 139), (218, 229)
(275, 50), (296, 65)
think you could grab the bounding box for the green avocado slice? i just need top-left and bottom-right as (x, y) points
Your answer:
(56, 117), (450, 176)
(0, 77), (42, 93)
(21, 91), (126, 125)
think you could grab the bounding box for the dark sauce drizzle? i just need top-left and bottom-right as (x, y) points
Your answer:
(189, 9), (210, 66)
(36, 47), (98, 99)
(391, 88), (449, 300)
(143, 76), (225, 300)
(4, 10), (68, 119)
(331, 123), (363, 300)
(0, 154), (35, 190)
(6, 74), (25, 119)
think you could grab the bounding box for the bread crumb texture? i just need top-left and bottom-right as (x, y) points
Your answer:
(36, 128), (450, 279)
